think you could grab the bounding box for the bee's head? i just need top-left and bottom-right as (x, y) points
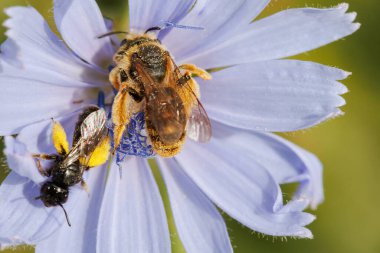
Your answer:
(120, 34), (157, 49)
(38, 181), (69, 207)
(36, 182), (72, 226)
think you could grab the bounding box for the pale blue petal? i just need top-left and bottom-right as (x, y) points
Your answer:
(3, 7), (108, 86)
(35, 167), (107, 253)
(15, 112), (78, 154)
(54, 0), (114, 67)
(200, 60), (348, 132)
(0, 39), (21, 68)
(0, 75), (91, 135)
(129, 0), (196, 33)
(176, 140), (315, 238)
(163, 0), (270, 62)
(181, 4), (359, 68)
(97, 159), (170, 253)
(157, 158), (233, 253)
(212, 122), (324, 209)
(3, 113), (77, 182)
(286, 146), (324, 209)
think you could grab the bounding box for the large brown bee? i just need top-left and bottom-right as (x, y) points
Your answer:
(109, 32), (212, 157)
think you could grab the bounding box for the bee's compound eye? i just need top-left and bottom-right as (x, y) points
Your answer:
(39, 182), (69, 207)
(120, 39), (128, 46)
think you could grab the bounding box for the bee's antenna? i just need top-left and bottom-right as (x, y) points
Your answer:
(97, 31), (128, 39)
(58, 203), (72, 227)
(145, 26), (162, 33)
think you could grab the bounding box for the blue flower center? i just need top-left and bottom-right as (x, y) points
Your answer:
(107, 112), (156, 165)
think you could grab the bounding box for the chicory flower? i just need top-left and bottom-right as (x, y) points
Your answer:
(0, 0), (358, 252)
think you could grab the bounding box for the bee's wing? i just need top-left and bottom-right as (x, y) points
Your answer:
(135, 60), (187, 135)
(72, 106), (100, 147)
(186, 100), (212, 143)
(60, 143), (81, 169)
(167, 57), (212, 143)
(135, 56), (212, 143)
(79, 108), (108, 157)
(60, 108), (108, 168)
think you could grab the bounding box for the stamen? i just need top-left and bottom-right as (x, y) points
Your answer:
(97, 91), (105, 108)
(145, 21), (205, 34)
(161, 21), (205, 31)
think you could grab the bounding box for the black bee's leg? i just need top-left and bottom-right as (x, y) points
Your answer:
(80, 179), (90, 196)
(32, 154), (58, 177)
(32, 154), (58, 160)
(35, 158), (49, 177)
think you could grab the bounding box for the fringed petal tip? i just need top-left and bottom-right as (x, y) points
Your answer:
(181, 3), (360, 68)
(201, 60), (349, 133)
(175, 138), (317, 238)
(332, 3), (361, 36)
(209, 123), (325, 215)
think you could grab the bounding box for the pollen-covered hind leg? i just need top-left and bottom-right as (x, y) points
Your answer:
(85, 137), (110, 167)
(51, 120), (69, 155)
(179, 64), (212, 80)
(112, 86), (142, 151)
(177, 64), (211, 106)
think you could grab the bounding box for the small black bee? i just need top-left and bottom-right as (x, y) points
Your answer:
(33, 106), (110, 226)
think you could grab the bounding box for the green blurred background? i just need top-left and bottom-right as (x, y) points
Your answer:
(0, 0), (378, 252)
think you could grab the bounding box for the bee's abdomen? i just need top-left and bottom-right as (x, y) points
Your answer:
(146, 87), (186, 145)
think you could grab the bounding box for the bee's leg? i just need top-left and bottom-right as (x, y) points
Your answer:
(111, 85), (142, 152)
(80, 179), (90, 196)
(109, 67), (121, 90)
(51, 120), (69, 156)
(32, 154), (58, 160)
(112, 90), (129, 152)
(109, 67), (130, 91)
(32, 154), (58, 177)
(179, 64), (212, 80)
(34, 158), (49, 177)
